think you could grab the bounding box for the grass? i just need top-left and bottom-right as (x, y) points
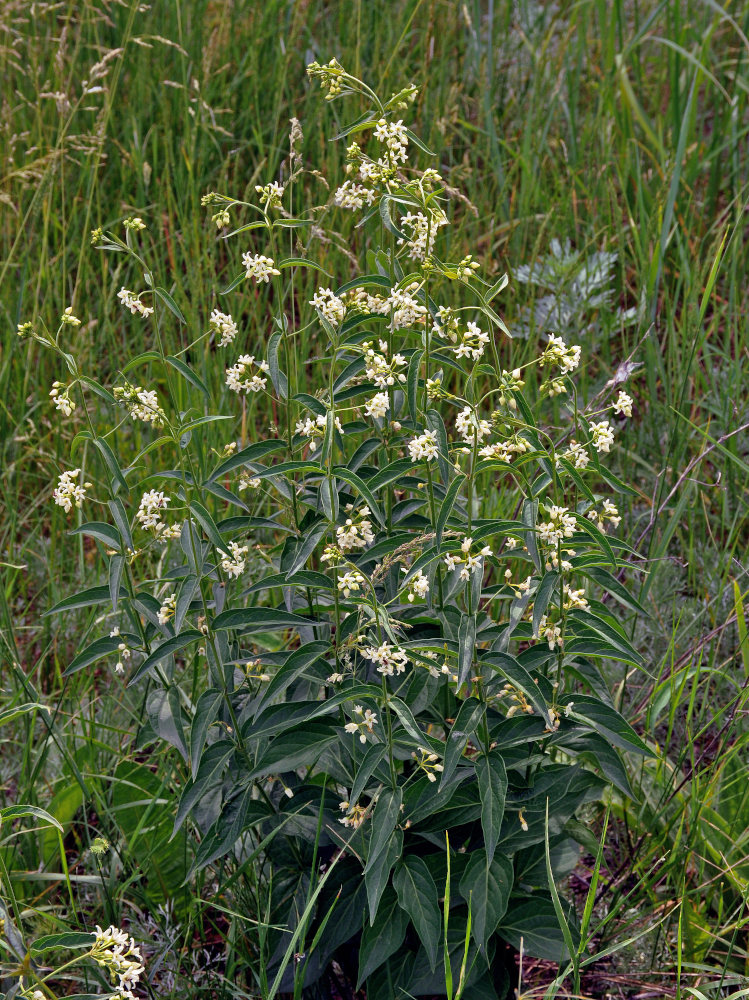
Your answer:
(1, 0), (748, 996)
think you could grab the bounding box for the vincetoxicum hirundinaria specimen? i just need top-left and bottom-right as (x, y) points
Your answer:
(31, 60), (651, 1000)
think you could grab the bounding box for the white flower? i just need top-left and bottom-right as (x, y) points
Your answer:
(117, 287), (154, 318)
(444, 553), (462, 572)
(363, 343), (407, 388)
(562, 439), (590, 469)
(364, 392), (390, 419)
(386, 283), (426, 329)
(590, 419), (615, 453)
(537, 614), (563, 650)
(60, 306), (82, 326)
(455, 406), (491, 444)
(541, 334), (581, 374)
(157, 593), (176, 625)
(53, 469), (89, 514)
(363, 642), (409, 677)
(613, 391), (633, 417)
(338, 570), (365, 598)
(255, 181), (285, 208)
(210, 309), (238, 347)
(374, 118), (409, 162)
(408, 429), (438, 462)
(113, 382), (165, 426)
(92, 924), (145, 1000)
(406, 569), (429, 603)
(563, 583), (589, 610)
(242, 253), (280, 283)
(225, 354), (270, 394)
(453, 321), (490, 362)
(221, 541), (249, 578)
(334, 180), (377, 209)
(310, 287), (346, 326)
(538, 505), (577, 545)
(396, 210), (447, 261)
(295, 412), (343, 451)
(123, 216), (146, 231)
(336, 507), (375, 551)
(49, 381), (76, 416)
(136, 490), (169, 530)
(238, 472), (262, 491)
(344, 705), (378, 743)
(588, 499), (621, 530)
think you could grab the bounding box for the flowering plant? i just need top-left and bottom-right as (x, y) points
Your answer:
(35, 61), (650, 997)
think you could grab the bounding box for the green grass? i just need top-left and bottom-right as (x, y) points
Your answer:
(1, 0), (748, 996)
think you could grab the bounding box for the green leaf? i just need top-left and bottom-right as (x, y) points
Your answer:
(365, 827), (402, 925)
(250, 722), (338, 778)
(0, 804), (63, 831)
(128, 630), (202, 685)
(154, 286), (186, 323)
(109, 554), (125, 612)
(190, 688), (223, 778)
(166, 355), (209, 398)
(92, 436), (130, 494)
(522, 498), (540, 572)
(532, 571), (559, 639)
(566, 609), (643, 666)
(485, 272), (509, 302)
(212, 606), (316, 632)
(572, 512), (617, 569)
(408, 349), (422, 422)
(147, 687), (188, 760)
(220, 270), (248, 294)
(477, 750), (507, 866)
(287, 520), (328, 577)
(43, 585), (123, 617)
(368, 457), (414, 492)
(108, 497), (134, 550)
(436, 474), (464, 547)
(364, 787), (402, 874)
(567, 694), (652, 755)
(358, 887), (409, 987)
(459, 849), (512, 952)
(498, 895), (579, 962)
(379, 196), (408, 240)
(208, 438), (286, 481)
(267, 330), (288, 398)
(64, 635), (122, 676)
(581, 566), (650, 618)
(332, 466), (385, 528)
(29, 932), (95, 955)
(69, 521), (121, 551)
(278, 256), (331, 275)
(441, 697), (483, 789)
(425, 408), (451, 484)
(254, 641), (330, 717)
(457, 613), (477, 689)
(174, 574), (199, 632)
(481, 651), (553, 726)
(393, 855), (441, 971)
(351, 743), (389, 805)
(188, 500), (231, 556)
(0, 703), (49, 727)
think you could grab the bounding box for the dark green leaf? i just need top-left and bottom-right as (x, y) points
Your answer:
(188, 500), (231, 555)
(364, 787), (402, 874)
(30, 932), (95, 955)
(166, 356), (209, 398)
(128, 630), (202, 685)
(267, 330), (288, 398)
(332, 466), (385, 528)
(567, 694), (652, 756)
(208, 438), (286, 481)
(155, 287), (186, 323)
(357, 887), (409, 987)
(459, 849), (512, 952)
(69, 521), (121, 551)
(441, 697), (483, 788)
(532, 571), (559, 639)
(92, 436), (129, 494)
(43, 585), (123, 617)
(477, 750), (507, 866)
(212, 606), (316, 632)
(457, 613), (477, 689)
(393, 855), (441, 971)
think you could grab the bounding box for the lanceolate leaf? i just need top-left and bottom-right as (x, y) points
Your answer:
(43, 585), (124, 617)
(481, 651), (553, 726)
(212, 606), (317, 632)
(532, 570), (559, 639)
(567, 694), (652, 756)
(332, 466), (386, 527)
(357, 887), (409, 987)
(208, 439), (286, 481)
(477, 749), (507, 865)
(64, 635), (122, 676)
(128, 630), (202, 685)
(456, 613), (477, 689)
(364, 787), (402, 874)
(441, 697), (483, 789)
(393, 855), (441, 971)
(459, 849), (512, 952)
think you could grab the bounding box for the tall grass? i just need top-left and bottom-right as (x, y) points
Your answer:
(1, 0), (748, 995)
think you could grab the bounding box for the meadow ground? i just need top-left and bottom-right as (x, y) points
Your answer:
(1, 1), (748, 998)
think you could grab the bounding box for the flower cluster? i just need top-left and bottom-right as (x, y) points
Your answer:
(334, 505), (375, 552)
(221, 541), (249, 578)
(455, 406), (491, 444)
(136, 490), (169, 530)
(49, 380), (76, 416)
(338, 569), (365, 598)
(117, 288), (154, 318)
(344, 704), (378, 743)
(408, 429), (438, 462)
(91, 924), (145, 1000)
(538, 504), (577, 546)
(243, 253), (280, 283)
(540, 333), (581, 374)
(210, 309), (238, 347)
(225, 354), (270, 394)
(444, 536), (492, 581)
(157, 593), (176, 626)
(453, 321), (490, 362)
(53, 469), (89, 514)
(363, 642), (409, 677)
(113, 382), (166, 426)
(363, 341), (407, 389)
(412, 747), (444, 782)
(295, 411), (343, 451)
(310, 287), (346, 326)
